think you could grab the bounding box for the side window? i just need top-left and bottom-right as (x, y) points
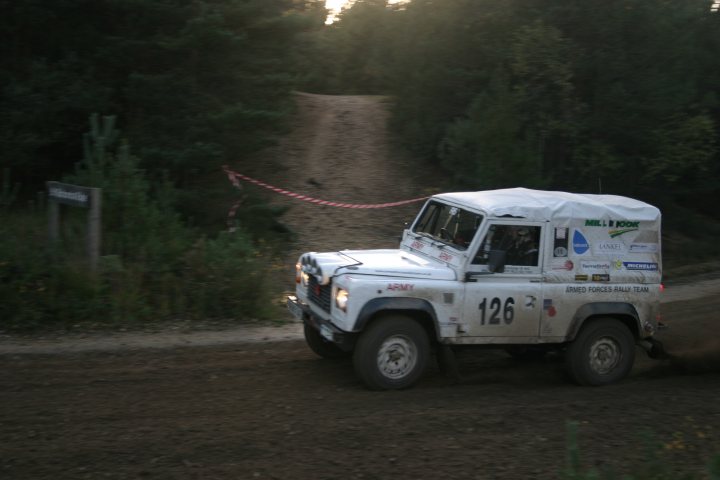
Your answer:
(473, 224), (542, 267)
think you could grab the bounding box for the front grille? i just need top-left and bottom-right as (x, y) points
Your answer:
(307, 276), (332, 313)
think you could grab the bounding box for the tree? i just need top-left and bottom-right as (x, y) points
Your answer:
(439, 75), (542, 189)
(0, 0), (318, 197)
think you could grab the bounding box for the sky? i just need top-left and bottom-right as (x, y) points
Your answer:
(325, 0), (720, 23)
(325, 0), (406, 24)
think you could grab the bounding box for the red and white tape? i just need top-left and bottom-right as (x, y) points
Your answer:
(222, 165), (429, 209)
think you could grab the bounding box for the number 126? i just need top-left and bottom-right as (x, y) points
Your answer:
(478, 297), (515, 325)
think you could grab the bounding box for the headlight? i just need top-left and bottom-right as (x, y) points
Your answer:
(297, 259), (311, 286)
(335, 288), (349, 312)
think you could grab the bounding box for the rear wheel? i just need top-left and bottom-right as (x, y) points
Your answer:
(566, 318), (635, 386)
(303, 323), (350, 359)
(353, 316), (430, 390)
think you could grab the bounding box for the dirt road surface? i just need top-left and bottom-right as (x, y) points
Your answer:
(2, 93), (720, 479)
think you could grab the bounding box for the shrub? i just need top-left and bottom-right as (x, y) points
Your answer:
(0, 115), (278, 331)
(563, 421), (720, 480)
(181, 231), (274, 319)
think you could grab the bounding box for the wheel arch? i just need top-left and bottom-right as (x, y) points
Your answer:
(566, 302), (641, 342)
(356, 297), (440, 342)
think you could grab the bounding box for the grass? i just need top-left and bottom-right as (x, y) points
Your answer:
(563, 421), (720, 480)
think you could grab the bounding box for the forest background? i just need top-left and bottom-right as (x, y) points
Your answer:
(1, 0), (719, 330)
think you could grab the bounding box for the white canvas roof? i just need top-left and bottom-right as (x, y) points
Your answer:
(434, 188), (660, 223)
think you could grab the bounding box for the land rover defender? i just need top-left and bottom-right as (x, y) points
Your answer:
(287, 188), (664, 389)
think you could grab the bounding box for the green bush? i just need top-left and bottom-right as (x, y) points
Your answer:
(563, 421), (720, 480)
(0, 116), (278, 332)
(0, 212), (102, 330)
(181, 231), (274, 319)
(0, 210), (276, 332)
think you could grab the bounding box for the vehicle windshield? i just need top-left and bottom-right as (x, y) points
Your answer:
(412, 201), (483, 251)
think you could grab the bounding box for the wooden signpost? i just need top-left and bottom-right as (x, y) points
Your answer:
(47, 181), (102, 272)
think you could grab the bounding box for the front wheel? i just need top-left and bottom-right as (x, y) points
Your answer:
(353, 316), (430, 390)
(566, 318), (635, 386)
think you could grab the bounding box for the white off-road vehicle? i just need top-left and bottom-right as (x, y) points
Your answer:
(288, 188), (665, 389)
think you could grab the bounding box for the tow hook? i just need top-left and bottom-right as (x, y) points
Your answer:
(639, 337), (669, 360)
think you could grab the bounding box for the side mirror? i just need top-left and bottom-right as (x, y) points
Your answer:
(487, 250), (507, 273)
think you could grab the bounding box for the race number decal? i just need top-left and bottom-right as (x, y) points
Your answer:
(478, 297), (515, 325)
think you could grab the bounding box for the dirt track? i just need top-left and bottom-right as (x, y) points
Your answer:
(2, 93), (720, 479)
(242, 92), (446, 264)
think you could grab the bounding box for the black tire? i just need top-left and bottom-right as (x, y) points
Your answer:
(303, 323), (350, 359)
(353, 315), (430, 390)
(566, 318), (635, 386)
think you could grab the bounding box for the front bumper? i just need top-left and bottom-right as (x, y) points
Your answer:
(287, 295), (356, 351)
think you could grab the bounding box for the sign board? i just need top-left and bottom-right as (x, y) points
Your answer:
(47, 181), (102, 272)
(47, 181), (94, 208)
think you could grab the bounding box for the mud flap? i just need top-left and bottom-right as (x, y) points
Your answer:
(437, 345), (461, 384)
(640, 337), (669, 360)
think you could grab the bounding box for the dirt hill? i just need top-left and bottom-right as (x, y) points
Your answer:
(237, 92), (444, 272)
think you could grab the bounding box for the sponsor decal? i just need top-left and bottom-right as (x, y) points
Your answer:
(575, 274), (589, 281)
(585, 219), (607, 227)
(609, 228), (638, 238)
(410, 240), (425, 250)
(554, 227), (569, 257)
(551, 260), (574, 271)
(592, 274), (610, 282)
(572, 230), (590, 255)
(438, 251), (454, 262)
(585, 220), (640, 238)
(387, 283), (414, 291)
(585, 220), (640, 228)
(609, 286), (651, 293)
(613, 220), (640, 228)
(581, 261), (611, 271)
(622, 262), (659, 271)
(566, 286), (587, 293)
(593, 242), (627, 255)
(566, 284), (650, 294)
(543, 299), (557, 317)
(629, 243), (659, 253)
